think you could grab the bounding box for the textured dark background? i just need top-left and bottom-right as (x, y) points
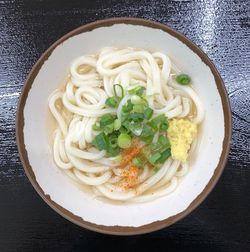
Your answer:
(0, 0), (249, 251)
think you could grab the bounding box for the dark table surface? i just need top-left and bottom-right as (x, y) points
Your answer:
(0, 0), (249, 251)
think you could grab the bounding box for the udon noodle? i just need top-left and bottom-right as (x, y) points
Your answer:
(49, 47), (204, 202)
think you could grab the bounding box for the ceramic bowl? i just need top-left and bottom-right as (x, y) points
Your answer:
(16, 17), (231, 235)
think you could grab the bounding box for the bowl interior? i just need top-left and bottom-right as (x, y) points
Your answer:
(17, 19), (231, 234)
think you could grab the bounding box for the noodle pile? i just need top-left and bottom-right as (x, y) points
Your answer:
(49, 47), (204, 202)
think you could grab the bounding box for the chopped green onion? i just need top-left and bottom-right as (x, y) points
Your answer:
(149, 153), (161, 164)
(148, 114), (167, 130)
(159, 135), (170, 148)
(176, 74), (191, 85)
(155, 148), (171, 163)
(109, 134), (118, 147)
(114, 119), (121, 130)
(92, 132), (109, 151)
(140, 125), (154, 143)
(117, 133), (132, 149)
(100, 114), (115, 127)
(93, 86), (172, 163)
(105, 97), (119, 108)
(133, 104), (145, 113)
(128, 112), (144, 122)
(132, 157), (143, 167)
(160, 122), (169, 131)
(128, 122), (143, 136)
(113, 84), (124, 97)
(150, 142), (164, 152)
(122, 99), (133, 113)
(128, 86), (145, 96)
(92, 122), (100, 131)
(144, 107), (153, 119)
(131, 95), (142, 105)
(107, 146), (120, 157)
(119, 125), (130, 134)
(103, 123), (114, 134)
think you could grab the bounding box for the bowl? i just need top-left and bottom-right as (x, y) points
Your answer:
(16, 17), (231, 235)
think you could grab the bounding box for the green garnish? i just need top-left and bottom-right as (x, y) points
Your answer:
(95, 114), (115, 134)
(127, 112), (144, 122)
(109, 134), (118, 148)
(103, 124), (114, 134)
(148, 114), (169, 131)
(100, 114), (115, 127)
(144, 107), (153, 120)
(119, 125), (130, 134)
(133, 104), (145, 113)
(176, 74), (191, 85)
(128, 86), (145, 96)
(92, 132), (109, 151)
(159, 135), (170, 148)
(92, 132), (120, 156)
(108, 147), (120, 157)
(160, 122), (168, 131)
(141, 146), (151, 157)
(105, 84), (124, 108)
(105, 97), (119, 108)
(114, 119), (121, 131)
(149, 153), (161, 164)
(150, 142), (164, 152)
(132, 157), (143, 167)
(117, 133), (132, 149)
(126, 122), (143, 136)
(92, 85), (172, 166)
(147, 135), (171, 164)
(131, 95), (143, 105)
(113, 84), (124, 97)
(122, 99), (133, 113)
(155, 148), (171, 163)
(92, 122), (100, 131)
(140, 125), (154, 143)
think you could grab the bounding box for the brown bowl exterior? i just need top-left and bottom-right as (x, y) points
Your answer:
(16, 17), (232, 235)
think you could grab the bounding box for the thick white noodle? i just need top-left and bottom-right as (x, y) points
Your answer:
(53, 130), (72, 169)
(49, 91), (68, 136)
(48, 47), (204, 202)
(131, 177), (178, 203)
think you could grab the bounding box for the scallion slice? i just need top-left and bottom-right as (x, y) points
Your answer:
(159, 135), (170, 148)
(133, 104), (145, 113)
(131, 95), (142, 105)
(117, 133), (132, 149)
(128, 86), (145, 96)
(144, 107), (153, 119)
(156, 148), (171, 163)
(100, 114), (115, 127)
(92, 122), (100, 131)
(114, 119), (121, 131)
(113, 84), (124, 97)
(105, 97), (119, 108)
(132, 157), (143, 167)
(176, 74), (191, 85)
(149, 153), (161, 164)
(92, 132), (109, 151)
